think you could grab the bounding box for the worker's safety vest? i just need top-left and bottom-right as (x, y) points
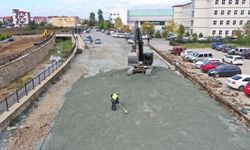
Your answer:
(112, 93), (118, 100)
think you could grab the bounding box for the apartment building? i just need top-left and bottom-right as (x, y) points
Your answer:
(173, 0), (250, 37)
(33, 16), (47, 24)
(12, 9), (31, 27)
(50, 16), (79, 27)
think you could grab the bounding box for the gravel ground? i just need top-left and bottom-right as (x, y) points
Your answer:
(42, 33), (250, 150)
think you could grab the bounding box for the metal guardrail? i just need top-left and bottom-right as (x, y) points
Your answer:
(0, 35), (76, 115)
(0, 34), (54, 66)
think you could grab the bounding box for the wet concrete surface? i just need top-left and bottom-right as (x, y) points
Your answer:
(42, 32), (250, 150)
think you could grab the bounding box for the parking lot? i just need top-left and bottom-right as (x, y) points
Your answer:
(190, 48), (250, 104)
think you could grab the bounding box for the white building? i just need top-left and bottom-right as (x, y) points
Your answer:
(110, 9), (128, 25)
(109, 9), (172, 30)
(12, 9), (31, 27)
(173, 0), (250, 37)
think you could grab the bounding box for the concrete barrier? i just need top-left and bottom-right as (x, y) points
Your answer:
(0, 35), (55, 88)
(0, 34), (78, 132)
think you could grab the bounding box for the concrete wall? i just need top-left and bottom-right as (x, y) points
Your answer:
(0, 36), (55, 88)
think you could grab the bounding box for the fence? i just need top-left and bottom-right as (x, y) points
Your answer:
(0, 35), (76, 115)
(0, 33), (54, 66)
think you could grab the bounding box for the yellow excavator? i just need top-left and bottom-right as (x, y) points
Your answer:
(34, 29), (50, 45)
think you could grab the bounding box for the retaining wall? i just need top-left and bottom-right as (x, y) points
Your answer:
(0, 35), (55, 88)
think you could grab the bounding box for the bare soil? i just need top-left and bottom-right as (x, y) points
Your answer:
(0, 35), (41, 59)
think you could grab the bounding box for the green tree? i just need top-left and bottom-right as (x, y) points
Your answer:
(243, 21), (250, 35)
(0, 21), (3, 28)
(199, 32), (203, 37)
(39, 21), (46, 27)
(192, 33), (198, 41)
(141, 22), (155, 36)
(185, 32), (190, 36)
(155, 31), (161, 38)
(235, 29), (243, 39)
(123, 25), (131, 33)
(115, 17), (123, 30)
(165, 20), (178, 33)
(177, 24), (185, 36)
(88, 12), (96, 26)
(98, 9), (104, 24)
(28, 21), (38, 29)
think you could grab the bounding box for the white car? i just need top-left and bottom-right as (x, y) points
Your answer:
(127, 39), (134, 44)
(195, 58), (222, 69)
(222, 55), (243, 65)
(180, 50), (193, 59)
(226, 74), (250, 91)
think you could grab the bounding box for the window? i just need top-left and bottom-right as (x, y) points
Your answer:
(198, 54), (203, 58)
(229, 0), (232, 4)
(239, 20), (243, 25)
(212, 30), (216, 35)
(221, 10), (225, 15)
(227, 10), (231, 15)
(220, 20), (223, 25)
(204, 54), (208, 57)
(222, 0), (225, 4)
(219, 30), (222, 35)
(234, 10), (238, 15)
(235, 0), (239, 4)
(213, 20), (217, 25)
(232, 30), (236, 35)
(233, 20), (237, 25)
(242, 0), (246, 4)
(214, 10), (218, 15)
(215, 0), (219, 4)
(226, 20), (230, 25)
(248, 10), (250, 15)
(225, 30), (229, 35)
(241, 10), (244, 15)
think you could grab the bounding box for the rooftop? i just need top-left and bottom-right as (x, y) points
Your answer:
(128, 9), (172, 17)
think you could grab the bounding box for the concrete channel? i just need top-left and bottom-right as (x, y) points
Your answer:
(40, 31), (250, 150)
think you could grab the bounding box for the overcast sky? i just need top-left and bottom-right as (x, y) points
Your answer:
(0, 0), (189, 19)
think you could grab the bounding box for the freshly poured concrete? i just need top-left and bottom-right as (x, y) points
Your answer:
(42, 68), (250, 150)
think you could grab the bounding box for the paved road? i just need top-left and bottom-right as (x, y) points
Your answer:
(42, 31), (250, 150)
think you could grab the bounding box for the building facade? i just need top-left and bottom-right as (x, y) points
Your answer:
(33, 16), (47, 24)
(109, 9), (172, 30)
(12, 9), (30, 27)
(50, 16), (79, 27)
(173, 0), (250, 37)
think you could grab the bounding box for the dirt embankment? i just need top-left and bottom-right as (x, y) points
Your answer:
(150, 45), (250, 129)
(0, 36), (41, 59)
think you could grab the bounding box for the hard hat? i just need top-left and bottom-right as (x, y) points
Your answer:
(116, 92), (120, 95)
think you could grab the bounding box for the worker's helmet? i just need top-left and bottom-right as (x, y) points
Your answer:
(116, 92), (120, 95)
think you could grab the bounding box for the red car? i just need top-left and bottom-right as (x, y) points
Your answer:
(172, 46), (185, 55)
(244, 82), (250, 96)
(201, 62), (224, 72)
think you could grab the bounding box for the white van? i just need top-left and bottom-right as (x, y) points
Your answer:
(189, 52), (213, 62)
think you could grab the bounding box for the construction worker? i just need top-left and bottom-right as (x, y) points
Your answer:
(111, 92), (119, 111)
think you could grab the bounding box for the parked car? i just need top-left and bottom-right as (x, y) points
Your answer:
(86, 36), (93, 42)
(180, 50), (193, 59)
(188, 52), (213, 62)
(201, 61), (224, 72)
(195, 58), (221, 69)
(222, 55), (243, 65)
(235, 47), (249, 56)
(244, 82), (250, 96)
(211, 42), (222, 49)
(127, 39), (134, 44)
(227, 47), (238, 55)
(222, 45), (235, 53)
(172, 46), (186, 55)
(242, 49), (250, 59)
(215, 44), (226, 51)
(95, 39), (102, 44)
(208, 65), (241, 78)
(226, 74), (250, 91)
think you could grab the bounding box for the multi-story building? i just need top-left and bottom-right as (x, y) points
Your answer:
(173, 0), (250, 37)
(50, 16), (79, 27)
(110, 9), (172, 30)
(0, 16), (12, 27)
(12, 9), (30, 27)
(33, 16), (47, 24)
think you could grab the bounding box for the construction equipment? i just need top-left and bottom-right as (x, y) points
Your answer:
(118, 104), (128, 114)
(127, 22), (154, 76)
(42, 29), (49, 37)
